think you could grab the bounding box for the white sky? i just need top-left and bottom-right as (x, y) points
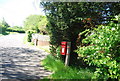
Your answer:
(0, 0), (44, 26)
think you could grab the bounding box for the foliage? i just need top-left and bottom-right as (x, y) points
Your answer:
(7, 27), (25, 33)
(76, 21), (120, 79)
(1, 18), (10, 28)
(49, 45), (61, 59)
(42, 55), (94, 79)
(38, 46), (50, 53)
(0, 26), (7, 34)
(38, 16), (48, 34)
(0, 18), (10, 35)
(24, 15), (48, 34)
(40, 2), (120, 64)
(55, 46), (61, 59)
(26, 30), (36, 42)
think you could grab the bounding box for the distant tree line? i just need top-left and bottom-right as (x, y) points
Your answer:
(0, 18), (25, 35)
(23, 15), (48, 35)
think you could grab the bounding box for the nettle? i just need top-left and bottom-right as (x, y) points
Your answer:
(76, 21), (120, 79)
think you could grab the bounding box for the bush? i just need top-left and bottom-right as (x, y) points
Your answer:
(0, 18), (10, 35)
(0, 27), (6, 33)
(26, 30), (36, 42)
(49, 46), (61, 59)
(42, 55), (94, 79)
(0, 27), (9, 35)
(76, 21), (120, 79)
(6, 27), (25, 33)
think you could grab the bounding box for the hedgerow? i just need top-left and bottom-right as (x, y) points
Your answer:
(76, 20), (120, 79)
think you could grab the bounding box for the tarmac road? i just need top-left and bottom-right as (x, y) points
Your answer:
(0, 34), (52, 80)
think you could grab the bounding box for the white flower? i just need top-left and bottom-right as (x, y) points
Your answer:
(111, 28), (115, 30)
(115, 15), (118, 20)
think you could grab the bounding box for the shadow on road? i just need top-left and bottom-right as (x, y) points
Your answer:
(0, 47), (51, 80)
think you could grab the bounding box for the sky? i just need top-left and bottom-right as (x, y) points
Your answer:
(0, 0), (44, 26)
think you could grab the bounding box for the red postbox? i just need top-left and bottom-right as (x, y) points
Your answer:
(60, 41), (67, 55)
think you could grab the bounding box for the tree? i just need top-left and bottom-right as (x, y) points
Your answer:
(24, 15), (48, 34)
(0, 18), (10, 34)
(40, 2), (120, 65)
(1, 18), (10, 28)
(38, 16), (48, 34)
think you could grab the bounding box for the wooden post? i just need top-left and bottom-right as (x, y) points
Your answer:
(34, 34), (38, 46)
(34, 39), (38, 46)
(65, 42), (71, 66)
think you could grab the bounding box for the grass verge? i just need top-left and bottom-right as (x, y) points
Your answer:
(41, 55), (94, 79)
(0, 31), (19, 36)
(0, 34), (3, 36)
(37, 46), (50, 53)
(23, 35), (34, 46)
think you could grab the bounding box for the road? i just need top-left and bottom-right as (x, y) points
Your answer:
(0, 34), (52, 80)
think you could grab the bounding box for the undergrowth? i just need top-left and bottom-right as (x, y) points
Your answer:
(41, 55), (94, 79)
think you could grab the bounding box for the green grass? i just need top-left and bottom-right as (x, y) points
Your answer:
(8, 32), (19, 34)
(23, 35), (28, 44)
(0, 34), (3, 36)
(41, 55), (94, 79)
(37, 46), (50, 53)
(23, 35), (34, 46)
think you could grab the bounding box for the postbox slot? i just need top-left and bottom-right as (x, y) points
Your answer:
(61, 42), (67, 45)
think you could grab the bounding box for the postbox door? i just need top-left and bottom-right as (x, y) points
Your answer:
(61, 45), (66, 55)
(61, 42), (67, 55)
